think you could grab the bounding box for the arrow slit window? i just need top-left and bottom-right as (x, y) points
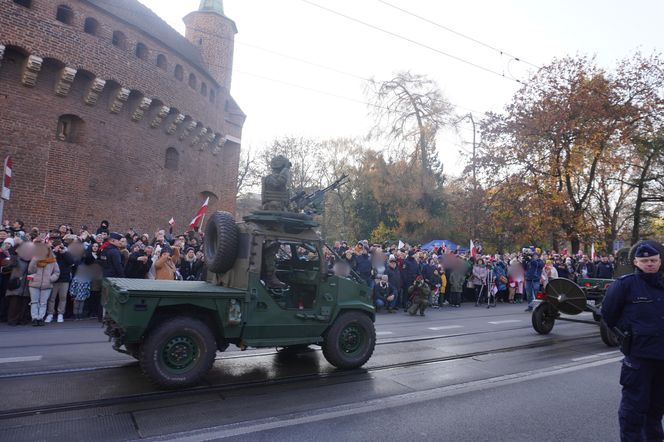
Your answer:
(56, 114), (84, 143)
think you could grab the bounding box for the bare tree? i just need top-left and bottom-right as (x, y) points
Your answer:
(365, 71), (453, 173)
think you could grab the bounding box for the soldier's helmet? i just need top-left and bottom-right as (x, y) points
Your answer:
(270, 155), (291, 170)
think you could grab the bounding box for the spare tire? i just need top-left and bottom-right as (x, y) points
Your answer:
(204, 211), (239, 274)
(627, 240), (664, 265)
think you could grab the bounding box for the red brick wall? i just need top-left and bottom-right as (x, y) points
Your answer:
(0, 0), (244, 233)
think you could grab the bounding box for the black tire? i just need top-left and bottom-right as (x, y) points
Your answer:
(600, 320), (620, 347)
(592, 312), (602, 323)
(204, 211), (239, 274)
(125, 343), (140, 359)
(139, 317), (217, 389)
(532, 302), (556, 335)
(322, 311), (376, 369)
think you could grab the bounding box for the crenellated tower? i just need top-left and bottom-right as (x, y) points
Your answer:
(184, 0), (237, 93)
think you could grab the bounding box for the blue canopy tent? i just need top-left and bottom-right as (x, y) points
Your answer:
(421, 239), (460, 252)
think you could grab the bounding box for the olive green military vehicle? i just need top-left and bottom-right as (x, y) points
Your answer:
(103, 211), (376, 388)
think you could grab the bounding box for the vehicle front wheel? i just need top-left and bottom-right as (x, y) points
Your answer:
(322, 311), (376, 369)
(139, 317), (217, 389)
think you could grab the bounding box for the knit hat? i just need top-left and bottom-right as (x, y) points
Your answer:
(109, 232), (123, 241)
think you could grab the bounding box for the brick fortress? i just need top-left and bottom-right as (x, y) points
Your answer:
(0, 0), (245, 232)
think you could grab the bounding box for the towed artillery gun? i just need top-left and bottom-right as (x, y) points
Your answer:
(531, 277), (619, 347)
(103, 160), (375, 388)
(531, 240), (664, 347)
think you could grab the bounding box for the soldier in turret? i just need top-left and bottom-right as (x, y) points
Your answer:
(260, 156), (292, 288)
(261, 155), (292, 211)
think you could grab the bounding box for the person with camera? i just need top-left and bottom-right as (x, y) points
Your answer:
(373, 274), (397, 313)
(601, 243), (664, 441)
(407, 275), (430, 316)
(45, 239), (75, 323)
(523, 252), (544, 312)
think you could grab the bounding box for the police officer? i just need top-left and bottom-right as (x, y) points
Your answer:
(601, 243), (664, 442)
(99, 232), (125, 278)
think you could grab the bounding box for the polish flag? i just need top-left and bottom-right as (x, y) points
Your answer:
(168, 217), (175, 226)
(189, 197), (210, 229)
(470, 240), (477, 258)
(591, 243), (595, 261)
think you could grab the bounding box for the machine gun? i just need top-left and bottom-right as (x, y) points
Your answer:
(290, 174), (349, 214)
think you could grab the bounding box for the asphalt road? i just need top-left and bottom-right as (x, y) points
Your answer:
(0, 303), (629, 441)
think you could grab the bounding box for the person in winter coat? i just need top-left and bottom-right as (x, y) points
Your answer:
(125, 246), (154, 279)
(155, 245), (180, 280)
(355, 248), (373, 287)
(46, 239), (76, 323)
(471, 258), (489, 306)
(493, 259), (509, 303)
(27, 243), (60, 326)
(448, 267), (465, 307)
(372, 274), (397, 312)
(407, 275), (430, 316)
(69, 245), (99, 320)
(179, 247), (203, 281)
(5, 241), (34, 325)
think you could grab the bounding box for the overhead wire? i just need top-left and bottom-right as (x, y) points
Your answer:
(187, 26), (486, 115)
(375, 0), (541, 70)
(298, 0), (523, 84)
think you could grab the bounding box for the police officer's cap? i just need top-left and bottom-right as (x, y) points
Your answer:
(635, 243), (659, 258)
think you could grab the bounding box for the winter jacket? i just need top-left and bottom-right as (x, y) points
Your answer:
(386, 265), (403, 291)
(449, 270), (466, 293)
(125, 251), (153, 279)
(180, 257), (203, 281)
(5, 256), (31, 298)
(471, 265), (488, 286)
(355, 254), (372, 278)
(403, 257), (420, 285)
(28, 257), (60, 290)
(525, 258), (544, 281)
(54, 250), (76, 283)
(155, 247), (180, 281)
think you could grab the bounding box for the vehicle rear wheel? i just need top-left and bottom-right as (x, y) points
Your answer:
(139, 317), (216, 388)
(204, 211), (239, 274)
(322, 311), (375, 369)
(532, 302), (556, 335)
(600, 320), (620, 347)
(125, 343), (140, 359)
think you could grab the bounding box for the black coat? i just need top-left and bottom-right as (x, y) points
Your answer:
(125, 251), (152, 279)
(180, 258), (203, 281)
(602, 271), (664, 359)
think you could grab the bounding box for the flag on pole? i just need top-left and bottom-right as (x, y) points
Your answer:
(168, 217), (175, 226)
(189, 197), (210, 229)
(398, 240), (405, 250)
(470, 240), (477, 257)
(591, 243), (595, 261)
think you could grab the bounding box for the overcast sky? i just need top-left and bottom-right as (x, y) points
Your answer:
(138, 0), (662, 173)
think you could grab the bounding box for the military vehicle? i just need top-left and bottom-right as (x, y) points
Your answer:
(103, 210), (376, 388)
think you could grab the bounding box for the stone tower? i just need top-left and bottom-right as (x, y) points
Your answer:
(184, 0), (237, 92)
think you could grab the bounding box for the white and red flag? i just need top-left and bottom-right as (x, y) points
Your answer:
(470, 240), (477, 257)
(168, 217), (175, 226)
(189, 197), (210, 229)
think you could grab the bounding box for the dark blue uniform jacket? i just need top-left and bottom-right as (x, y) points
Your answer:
(602, 271), (664, 360)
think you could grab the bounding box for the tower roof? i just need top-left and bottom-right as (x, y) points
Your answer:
(199, 0), (224, 15)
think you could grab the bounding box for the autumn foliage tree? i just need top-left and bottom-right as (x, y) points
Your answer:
(476, 53), (664, 252)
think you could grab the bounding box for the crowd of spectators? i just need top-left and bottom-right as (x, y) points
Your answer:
(0, 219), (207, 326)
(325, 240), (617, 315)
